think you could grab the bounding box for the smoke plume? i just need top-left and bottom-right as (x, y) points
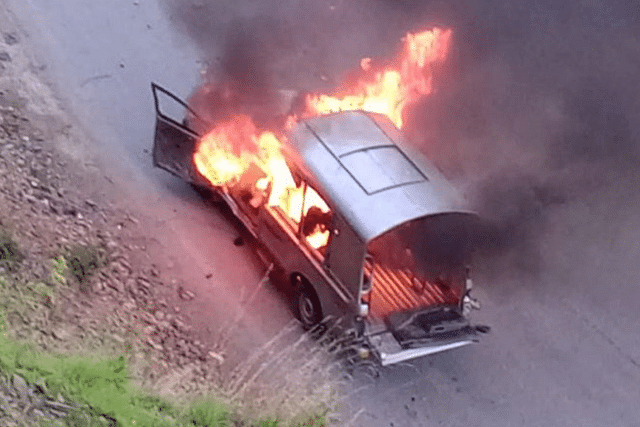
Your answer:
(162, 0), (640, 278)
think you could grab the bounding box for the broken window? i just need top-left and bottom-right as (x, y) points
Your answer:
(300, 185), (332, 257)
(274, 177), (305, 232)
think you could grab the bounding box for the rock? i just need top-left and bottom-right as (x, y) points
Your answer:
(62, 206), (77, 216)
(107, 278), (124, 293)
(146, 337), (163, 351)
(139, 311), (156, 325)
(136, 276), (151, 290)
(113, 258), (132, 275)
(124, 277), (136, 295)
(51, 329), (69, 341)
(31, 408), (45, 419)
(156, 320), (171, 331)
(11, 374), (28, 400)
(208, 351), (224, 363)
(33, 379), (48, 395)
(44, 399), (73, 413)
(171, 317), (189, 333)
(178, 286), (195, 301)
(3, 32), (18, 45)
(0, 51), (10, 62)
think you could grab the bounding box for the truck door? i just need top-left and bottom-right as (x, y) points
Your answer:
(151, 83), (208, 185)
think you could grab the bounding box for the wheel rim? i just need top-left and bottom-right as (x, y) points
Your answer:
(299, 294), (316, 325)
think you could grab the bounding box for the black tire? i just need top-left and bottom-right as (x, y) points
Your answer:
(296, 283), (323, 330)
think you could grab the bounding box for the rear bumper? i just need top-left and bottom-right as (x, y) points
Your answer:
(367, 330), (479, 366)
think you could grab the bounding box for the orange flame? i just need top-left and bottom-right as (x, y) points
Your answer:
(302, 27), (451, 128)
(192, 28), (452, 249)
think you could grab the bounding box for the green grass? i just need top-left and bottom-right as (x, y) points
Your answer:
(0, 235), (328, 426)
(0, 304), (326, 427)
(51, 255), (68, 286)
(0, 329), (325, 427)
(0, 331), (235, 427)
(65, 244), (103, 287)
(186, 399), (228, 426)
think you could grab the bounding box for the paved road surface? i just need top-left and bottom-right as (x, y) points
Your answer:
(7, 0), (640, 425)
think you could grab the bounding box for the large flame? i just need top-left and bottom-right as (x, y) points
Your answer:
(302, 27), (451, 128)
(192, 28), (452, 250)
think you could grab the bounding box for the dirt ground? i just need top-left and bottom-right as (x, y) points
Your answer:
(0, 2), (344, 423)
(0, 7), (259, 426)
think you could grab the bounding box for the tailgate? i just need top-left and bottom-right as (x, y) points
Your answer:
(364, 306), (485, 366)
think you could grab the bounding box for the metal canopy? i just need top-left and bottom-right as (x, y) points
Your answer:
(287, 111), (475, 242)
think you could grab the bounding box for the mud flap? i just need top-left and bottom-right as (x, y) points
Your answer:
(151, 83), (209, 186)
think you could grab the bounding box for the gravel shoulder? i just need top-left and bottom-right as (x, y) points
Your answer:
(0, 4), (340, 426)
(0, 8), (218, 425)
(0, 1), (345, 424)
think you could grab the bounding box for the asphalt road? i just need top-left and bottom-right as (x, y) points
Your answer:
(7, 0), (640, 425)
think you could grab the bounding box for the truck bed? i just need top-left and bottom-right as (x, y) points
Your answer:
(365, 260), (460, 319)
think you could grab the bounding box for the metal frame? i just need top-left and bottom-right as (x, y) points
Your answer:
(151, 82), (203, 136)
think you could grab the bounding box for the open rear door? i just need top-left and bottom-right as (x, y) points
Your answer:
(151, 83), (209, 185)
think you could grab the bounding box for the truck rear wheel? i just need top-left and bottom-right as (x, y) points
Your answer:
(296, 284), (322, 330)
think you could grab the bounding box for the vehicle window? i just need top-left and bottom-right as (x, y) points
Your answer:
(274, 178), (304, 231)
(300, 185), (332, 257)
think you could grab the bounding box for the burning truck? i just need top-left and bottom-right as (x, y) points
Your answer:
(150, 28), (489, 365)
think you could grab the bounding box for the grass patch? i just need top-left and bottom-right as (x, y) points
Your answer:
(65, 244), (103, 286)
(0, 229), (23, 270)
(0, 332), (231, 426)
(186, 399), (228, 427)
(0, 331), (326, 426)
(51, 255), (68, 286)
(0, 240), (330, 426)
(210, 320), (339, 426)
(0, 277), (43, 324)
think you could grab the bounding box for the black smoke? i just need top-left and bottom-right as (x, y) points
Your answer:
(162, 0), (640, 277)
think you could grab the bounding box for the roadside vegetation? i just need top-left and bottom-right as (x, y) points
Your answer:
(0, 333), (230, 426)
(0, 227), (331, 426)
(0, 28), (338, 424)
(0, 229), (23, 268)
